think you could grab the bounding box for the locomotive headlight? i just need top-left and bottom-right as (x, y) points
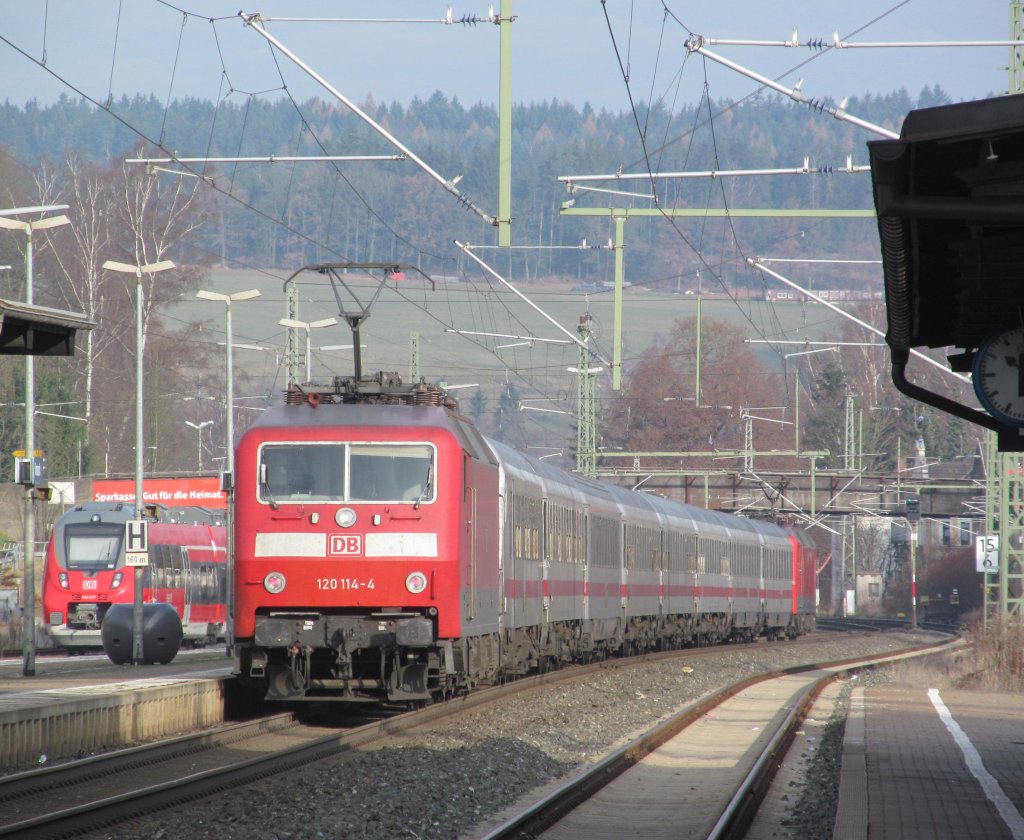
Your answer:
(335, 507), (357, 528)
(58, 572), (69, 590)
(264, 571), (287, 594)
(111, 572), (123, 589)
(405, 571), (428, 594)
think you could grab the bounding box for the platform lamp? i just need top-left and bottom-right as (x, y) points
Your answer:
(0, 207), (71, 677)
(279, 317), (338, 383)
(102, 258), (175, 665)
(196, 288), (262, 656)
(185, 420), (214, 472)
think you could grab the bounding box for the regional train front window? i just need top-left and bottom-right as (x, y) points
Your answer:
(64, 524), (123, 570)
(257, 442), (434, 504)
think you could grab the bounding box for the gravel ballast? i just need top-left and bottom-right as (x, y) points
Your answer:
(79, 630), (950, 840)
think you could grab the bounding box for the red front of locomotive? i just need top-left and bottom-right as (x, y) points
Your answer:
(232, 403), (475, 702)
(41, 505), (135, 649)
(42, 502), (228, 649)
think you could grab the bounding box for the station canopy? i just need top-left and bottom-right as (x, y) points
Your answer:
(868, 95), (1024, 447)
(0, 299), (95, 356)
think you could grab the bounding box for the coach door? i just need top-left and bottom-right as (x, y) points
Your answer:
(758, 535), (767, 614)
(620, 520), (629, 615)
(541, 499), (551, 629)
(658, 529), (666, 617)
(497, 484), (508, 636)
(470, 486), (478, 620)
(582, 507), (589, 624)
(180, 547), (192, 629)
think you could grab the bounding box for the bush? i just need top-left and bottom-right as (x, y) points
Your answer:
(962, 618), (1024, 692)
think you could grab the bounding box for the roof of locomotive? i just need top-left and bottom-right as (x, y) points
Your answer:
(248, 403), (498, 465)
(252, 402), (458, 429)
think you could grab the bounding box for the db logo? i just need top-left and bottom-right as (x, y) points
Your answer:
(83, 579), (98, 590)
(329, 534), (363, 556)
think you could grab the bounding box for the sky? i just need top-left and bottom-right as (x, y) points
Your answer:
(0, 1), (1014, 115)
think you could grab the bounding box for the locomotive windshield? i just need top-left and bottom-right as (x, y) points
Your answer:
(63, 523), (124, 570)
(258, 442), (434, 504)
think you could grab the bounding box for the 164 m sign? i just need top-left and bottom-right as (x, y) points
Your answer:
(125, 519), (149, 567)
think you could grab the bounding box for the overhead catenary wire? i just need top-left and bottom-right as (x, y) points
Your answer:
(747, 258), (970, 384)
(239, 11), (498, 228)
(1, 12), (558, 381)
(2, 8), (606, 461)
(6, 2), (971, 472)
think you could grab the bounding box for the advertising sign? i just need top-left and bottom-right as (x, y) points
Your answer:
(92, 477), (227, 509)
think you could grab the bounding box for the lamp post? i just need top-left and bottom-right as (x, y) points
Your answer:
(0, 207), (71, 677)
(784, 347), (837, 455)
(279, 317), (338, 382)
(185, 420), (214, 472)
(196, 290), (261, 479)
(196, 288), (261, 656)
(102, 258), (175, 665)
(905, 497), (921, 629)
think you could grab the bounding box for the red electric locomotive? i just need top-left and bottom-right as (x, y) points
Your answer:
(41, 502), (227, 650)
(232, 373), (818, 704)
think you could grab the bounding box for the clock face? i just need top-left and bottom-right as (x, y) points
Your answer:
(973, 327), (1024, 426)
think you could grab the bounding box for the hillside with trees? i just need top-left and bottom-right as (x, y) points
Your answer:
(0, 85), (981, 483)
(0, 87), (951, 284)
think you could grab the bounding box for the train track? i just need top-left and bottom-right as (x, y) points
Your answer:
(475, 633), (962, 840)
(0, 632), (956, 839)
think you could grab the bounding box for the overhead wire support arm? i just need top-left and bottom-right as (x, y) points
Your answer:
(565, 185), (655, 201)
(702, 34), (1024, 50)
(239, 11), (497, 226)
(747, 258), (970, 385)
(126, 155), (406, 165)
(559, 158), (870, 186)
(253, 11), (497, 25)
(456, 241), (609, 363)
(684, 36), (899, 140)
(444, 329), (573, 346)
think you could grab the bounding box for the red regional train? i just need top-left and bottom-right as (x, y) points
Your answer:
(41, 502), (227, 650)
(232, 374), (818, 704)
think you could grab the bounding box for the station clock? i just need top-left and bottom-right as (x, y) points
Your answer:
(973, 327), (1024, 426)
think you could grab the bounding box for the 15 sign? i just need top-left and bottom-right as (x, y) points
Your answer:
(975, 535), (998, 575)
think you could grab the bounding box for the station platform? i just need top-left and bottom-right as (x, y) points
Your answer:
(835, 685), (1024, 839)
(0, 650), (234, 771)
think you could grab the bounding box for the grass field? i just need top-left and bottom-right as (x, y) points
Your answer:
(169, 267), (852, 390)
(164, 266), (868, 452)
